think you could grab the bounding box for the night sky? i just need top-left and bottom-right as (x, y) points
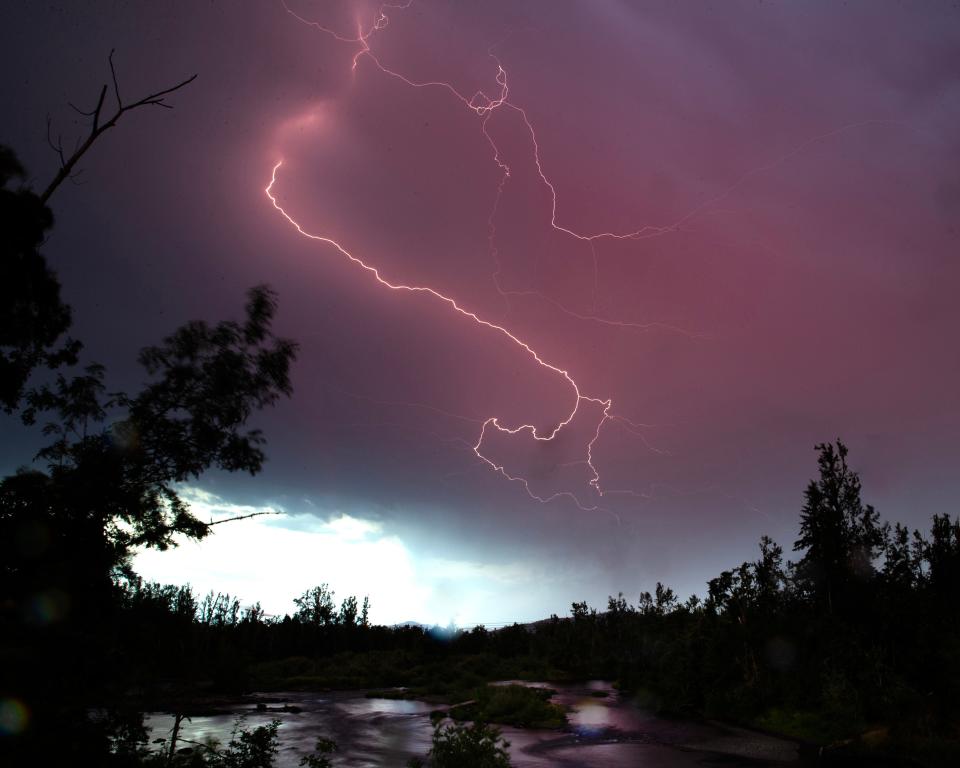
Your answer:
(2, 1), (958, 625)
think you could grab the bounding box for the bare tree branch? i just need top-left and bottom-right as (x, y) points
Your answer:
(204, 510), (280, 528)
(40, 49), (197, 204)
(67, 101), (98, 117)
(108, 49), (122, 111)
(172, 737), (217, 755)
(45, 116), (66, 168)
(124, 509), (278, 550)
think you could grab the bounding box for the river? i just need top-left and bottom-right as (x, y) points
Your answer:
(146, 681), (800, 766)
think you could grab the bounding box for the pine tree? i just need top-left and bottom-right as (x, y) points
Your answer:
(793, 440), (883, 613)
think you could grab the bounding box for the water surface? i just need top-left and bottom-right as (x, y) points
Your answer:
(147, 681), (799, 767)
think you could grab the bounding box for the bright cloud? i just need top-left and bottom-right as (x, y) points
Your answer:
(131, 488), (540, 627)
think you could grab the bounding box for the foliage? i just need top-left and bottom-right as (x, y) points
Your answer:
(293, 585), (337, 626)
(292, 585), (371, 629)
(131, 717), (337, 768)
(4, 160), (959, 768)
(449, 685), (566, 729)
(793, 441), (884, 613)
(428, 720), (512, 768)
(298, 737), (336, 768)
(1, 283), (298, 623)
(0, 141), (298, 768)
(30, 439), (954, 765)
(212, 718), (280, 768)
(0, 146), (77, 412)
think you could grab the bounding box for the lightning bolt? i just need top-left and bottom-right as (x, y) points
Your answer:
(266, 161), (615, 515)
(267, 1), (903, 521)
(266, 0), (702, 517)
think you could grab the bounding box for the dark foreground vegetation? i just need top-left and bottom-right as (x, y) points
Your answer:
(60, 443), (955, 767)
(2, 66), (959, 766)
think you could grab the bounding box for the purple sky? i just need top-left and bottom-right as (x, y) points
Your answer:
(2, 1), (959, 624)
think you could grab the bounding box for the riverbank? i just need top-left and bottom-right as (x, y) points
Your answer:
(136, 665), (942, 766)
(146, 681), (806, 767)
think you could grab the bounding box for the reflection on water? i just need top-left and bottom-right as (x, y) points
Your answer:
(338, 697), (434, 717)
(147, 682), (799, 767)
(147, 692), (433, 768)
(569, 699), (609, 733)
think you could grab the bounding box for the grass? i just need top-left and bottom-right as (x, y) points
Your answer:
(247, 651), (566, 704)
(753, 707), (849, 743)
(248, 654), (569, 729)
(448, 684), (567, 729)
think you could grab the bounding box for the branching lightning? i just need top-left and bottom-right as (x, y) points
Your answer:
(267, 0), (688, 517)
(266, 161), (614, 514)
(265, 1), (902, 523)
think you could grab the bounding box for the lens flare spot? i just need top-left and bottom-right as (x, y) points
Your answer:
(0, 699), (30, 736)
(28, 588), (70, 625)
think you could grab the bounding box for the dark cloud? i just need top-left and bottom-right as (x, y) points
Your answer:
(2, 0), (958, 617)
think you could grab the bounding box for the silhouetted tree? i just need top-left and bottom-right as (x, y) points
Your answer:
(0, 286), (296, 767)
(607, 592), (630, 615)
(753, 535), (786, 614)
(0, 53), (308, 766)
(338, 595), (358, 626)
(359, 595), (370, 628)
(570, 600), (590, 620)
(793, 440), (883, 614)
(1, 286), (297, 619)
(881, 522), (922, 593)
(40, 49), (196, 205)
(242, 601), (266, 625)
(655, 581), (677, 614)
(199, 591), (241, 627)
(1, 50), (194, 413)
(427, 720), (512, 768)
(923, 513), (960, 601)
(294, 584), (337, 626)
(636, 582), (676, 616)
(0, 146), (77, 411)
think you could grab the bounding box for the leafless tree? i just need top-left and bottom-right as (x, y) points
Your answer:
(41, 48), (196, 204)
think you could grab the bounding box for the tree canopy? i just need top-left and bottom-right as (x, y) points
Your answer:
(793, 440), (884, 613)
(0, 147), (76, 412)
(1, 141), (298, 766)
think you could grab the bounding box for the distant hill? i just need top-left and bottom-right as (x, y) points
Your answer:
(392, 620), (428, 629)
(392, 620), (465, 638)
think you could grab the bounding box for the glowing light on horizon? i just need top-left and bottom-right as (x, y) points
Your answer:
(132, 488), (549, 626)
